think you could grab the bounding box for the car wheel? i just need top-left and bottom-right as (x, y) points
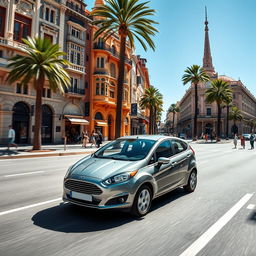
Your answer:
(131, 185), (152, 217)
(184, 170), (197, 193)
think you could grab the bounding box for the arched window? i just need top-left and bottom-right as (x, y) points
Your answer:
(95, 112), (103, 120)
(111, 45), (116, 54)
(110, 63), (116, 78)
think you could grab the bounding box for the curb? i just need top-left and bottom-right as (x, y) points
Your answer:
(0, 151), (95, 160)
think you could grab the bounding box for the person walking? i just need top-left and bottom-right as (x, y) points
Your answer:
(96, 131), (103, 148)
(240, 135), (245, 149)
(82, 131), (89, 148)
(249, 133), (255, 149)
(7, 125), (17, 150)
(233, 134), (238, 149)
(90, 130), (97, 148)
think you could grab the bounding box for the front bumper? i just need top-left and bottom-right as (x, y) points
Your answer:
(63, 178), (136, 210)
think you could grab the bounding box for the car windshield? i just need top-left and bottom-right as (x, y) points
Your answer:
(94, 138), (156, 161)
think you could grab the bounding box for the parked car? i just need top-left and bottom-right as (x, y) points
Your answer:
(242, 134), (251, 140)
(63, 135), (197, 217)
(179, 133), (187, 140)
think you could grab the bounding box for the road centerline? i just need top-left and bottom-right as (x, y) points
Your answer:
(0, 198), (62, 217)
(4, 171), (45, 178)
(179, 193), (254, 256)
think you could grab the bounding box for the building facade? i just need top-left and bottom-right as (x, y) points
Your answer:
(0, 0), (91, 145)
(177, 10), (256, 138)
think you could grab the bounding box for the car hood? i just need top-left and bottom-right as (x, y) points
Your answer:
(69, 157), (144, 180)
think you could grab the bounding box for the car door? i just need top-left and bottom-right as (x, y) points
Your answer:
(171, 139), (190, 186)
(152, 140), (180, 195)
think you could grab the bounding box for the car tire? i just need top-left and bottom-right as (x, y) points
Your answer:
(131, 185), (152, 217)
(184, 169), (197, 193)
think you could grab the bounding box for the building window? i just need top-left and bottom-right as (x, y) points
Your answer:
(71, 27), (81, 39)
(44, 33), (53, 43)
(50, 10), (55, 23)
(110, 90), (114, 98)
(23, 84), (28, 95)
(96, 57), (105, 68)
(13, 14), (31, 43)
(70, 77), (79, 93)
(110, 63), (116, 78)
(86, 33), (90, 40)
(47, 89), (51, 98)
(96, 82), (100, 95)
(206, 108), (211, 116)
(45, 8), (49, 21)
(16, 83), (22, 94)
(0, 6), (6, 37)
(95, 112), (103, 120)
(0, 50), (3, 58)
(16, 83), (28, 94)
(68, 43), (84, 66)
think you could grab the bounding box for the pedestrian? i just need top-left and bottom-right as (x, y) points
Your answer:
(205, 133), (208, 142)
(249, 133), (255, 149)
(240, 135), (245, 149)
(82, 131), (89, 148)
(7, 125), (17, 150)
(96, 131), (103, 148)
(90, 130), (97, 148)
(233, 134), (238, 149)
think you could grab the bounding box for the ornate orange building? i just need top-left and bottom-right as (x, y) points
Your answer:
(86, 0), (133, 140)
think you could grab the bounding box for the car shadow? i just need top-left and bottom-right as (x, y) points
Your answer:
(0, 149), (20, 156)
(248, 211), (256, 223)
(32, 188), (187, 233)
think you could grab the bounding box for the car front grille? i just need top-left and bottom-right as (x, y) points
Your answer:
(65, 179), (102, 195)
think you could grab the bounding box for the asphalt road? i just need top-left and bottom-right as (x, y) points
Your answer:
(0, 141), (256, 256)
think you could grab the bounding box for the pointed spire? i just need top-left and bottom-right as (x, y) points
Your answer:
(203, 7), (215, 75)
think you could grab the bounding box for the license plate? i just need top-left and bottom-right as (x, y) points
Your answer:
(70, 191), (92, 202)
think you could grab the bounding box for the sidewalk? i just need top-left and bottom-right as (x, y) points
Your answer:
(0, 141), (110, 160)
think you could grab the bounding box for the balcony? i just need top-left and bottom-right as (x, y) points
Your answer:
(93, 43), (132, 66)
(94, 68), (109, 76)
(65, 87), (85, 98)
(66, 1), (87, 16)
(0, 37), (27, 51)
(67, 34), (86, 46)
(66, 64), (85, 74)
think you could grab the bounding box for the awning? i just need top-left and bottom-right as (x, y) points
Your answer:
(95, 121), (108, 126)
(66, 117), (89, 125)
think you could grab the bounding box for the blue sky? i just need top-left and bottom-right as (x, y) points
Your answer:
(86, 0), (256, 120)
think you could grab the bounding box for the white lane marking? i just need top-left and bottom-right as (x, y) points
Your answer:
(247, 204), (255, 210)
(0, 198), (62, 217)
(179, 193), (254, 256)
(4, 171), (45, 178)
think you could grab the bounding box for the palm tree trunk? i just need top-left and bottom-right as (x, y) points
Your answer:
(193, 83), (198, 140)
(149, 106), (153, 134)
(226, 106), (229, 139)
(172, 112), (175, 134)
(217, 103), (222, 142)
(153, 108), (157, 134)
(115, 34), (126, 138)
(33, 75), (45, 150)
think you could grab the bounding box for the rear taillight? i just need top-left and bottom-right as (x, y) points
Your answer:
(189, 145), (195, 155)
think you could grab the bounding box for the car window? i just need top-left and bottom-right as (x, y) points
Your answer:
(172, 140), (187, 155)
(155, 140), (173, 160)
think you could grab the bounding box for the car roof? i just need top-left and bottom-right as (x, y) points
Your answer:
(118, 135), (183, 142)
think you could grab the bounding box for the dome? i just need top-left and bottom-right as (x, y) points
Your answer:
(218, 75), (235, 82)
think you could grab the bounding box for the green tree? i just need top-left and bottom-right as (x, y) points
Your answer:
(92, 0), (158, 138)
(167, 103), (180, 133)
(221, 98), (233, 139)
(245, 118), (256, 133)
(140, 86), (163, 134)
(229, 106), (243, 135)
(182, 65), (209, 140)
(205, 79), (233, 141)
(7, 37), (70, 150)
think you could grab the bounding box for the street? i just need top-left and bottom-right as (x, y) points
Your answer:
(0, 142), (256, 256)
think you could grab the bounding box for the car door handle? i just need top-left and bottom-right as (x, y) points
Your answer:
(171, 162), (178, 167)
(186, 154), (191, 158)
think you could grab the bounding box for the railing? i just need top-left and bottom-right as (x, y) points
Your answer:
(0, 37), (27, 50)
(93, 43), (132, 65)
(67, 64), (85, 73)
(66, 1), (86, 16)
(65, 87), (85, 95)
(94, 69), (109, 75)
(66, 34), (86, 46)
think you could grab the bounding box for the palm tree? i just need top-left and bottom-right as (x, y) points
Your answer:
(205, 79), (233, 141)
(140, 86), (163, 134)
(245, 118), (256, 133)
(7, 37), (71, 150)
(167, 103), (180, 133)
(229, 106), (243, 135)
(92, 0), (158, 138)
(222, 98), (233, 139)
(182, 65), (209, 140)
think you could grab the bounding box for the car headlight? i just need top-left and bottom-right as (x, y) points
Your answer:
(64, 166), (73, 179)
(103, 170), (138, 185)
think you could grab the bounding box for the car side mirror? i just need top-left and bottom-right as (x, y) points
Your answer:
(158, 157), (170, 165)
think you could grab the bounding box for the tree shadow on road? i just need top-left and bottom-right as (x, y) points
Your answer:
(32, 188), (187, 233)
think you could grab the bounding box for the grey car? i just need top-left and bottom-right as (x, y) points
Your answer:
(63, 135), (197, 217)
